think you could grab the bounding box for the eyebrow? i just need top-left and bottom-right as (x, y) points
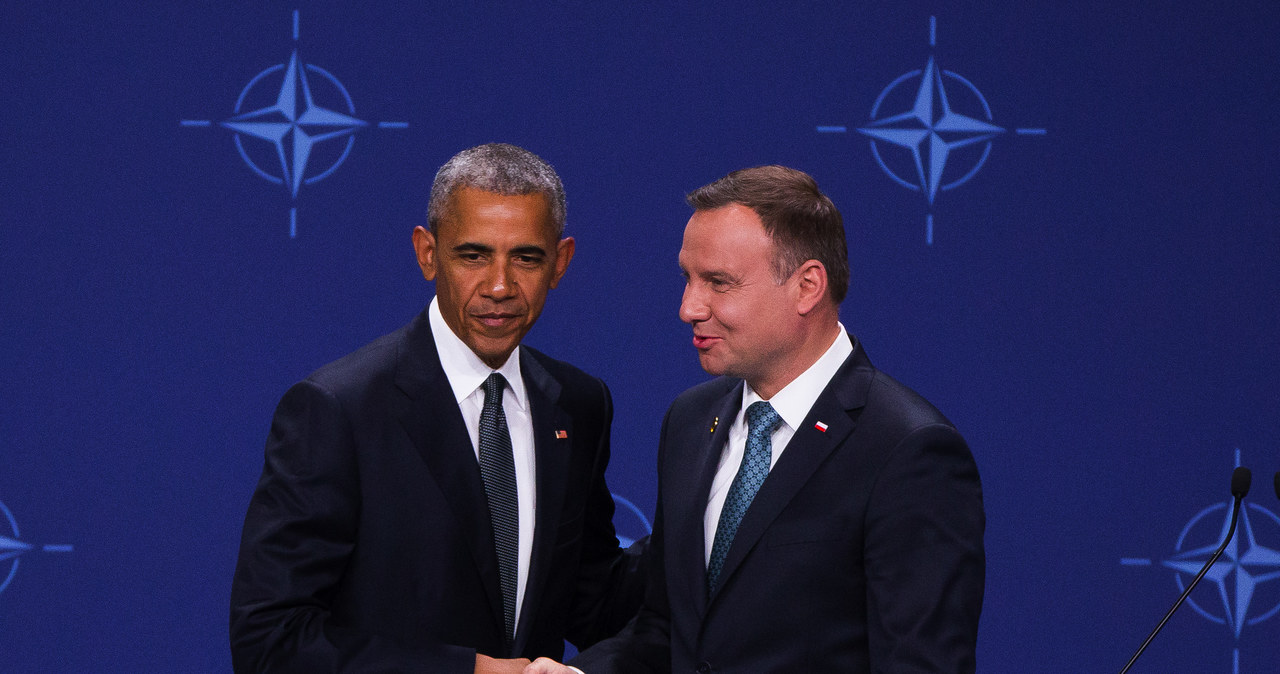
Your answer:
(509, 245), (548, 258)
(684, 267), (736, 285)
(453, 242), (494, 254)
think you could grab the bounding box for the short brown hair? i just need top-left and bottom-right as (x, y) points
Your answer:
(687, 165), (849, 304)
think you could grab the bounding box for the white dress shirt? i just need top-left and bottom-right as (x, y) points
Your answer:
(429, 297), (537, 629)
(703, 323), (853, 565)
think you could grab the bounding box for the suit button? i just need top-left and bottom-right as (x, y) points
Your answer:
(695, 663), (712, 674)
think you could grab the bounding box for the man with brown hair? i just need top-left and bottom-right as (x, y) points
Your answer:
(529, 165), (985, 673)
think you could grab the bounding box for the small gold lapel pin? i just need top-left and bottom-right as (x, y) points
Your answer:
(555, 429), (568, 439)
(709, 416), (719, 434)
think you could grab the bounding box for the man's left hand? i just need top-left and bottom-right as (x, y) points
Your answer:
(523, 657), (578, 674)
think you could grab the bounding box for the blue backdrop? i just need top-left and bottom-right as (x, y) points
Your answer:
(2, 2), (1278, 671)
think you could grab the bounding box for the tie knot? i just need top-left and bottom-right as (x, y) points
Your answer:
(746, 401), (781, 436)
(483, 372), (507, 403)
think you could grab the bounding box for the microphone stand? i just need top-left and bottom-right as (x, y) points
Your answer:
(1118, 489), (1245, 674)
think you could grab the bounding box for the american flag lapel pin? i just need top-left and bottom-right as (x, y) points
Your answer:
(709, 416), (719, 434)
(555, 429), (568, 439)
(814, 421), (829, 433)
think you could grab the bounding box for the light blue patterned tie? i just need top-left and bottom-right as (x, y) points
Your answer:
(707, 401), (782, 595)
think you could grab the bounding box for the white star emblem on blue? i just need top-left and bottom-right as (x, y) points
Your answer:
(858, 56), (1004, 204)
(1163, 504), (1280, 637)
(816, 16), (1045, 245)
(221, 50), (367, 198)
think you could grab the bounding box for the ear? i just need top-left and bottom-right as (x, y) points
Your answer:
(412, 226), (437, 281)
(549, 236), (576, 289)
(793, 260), (829, 316)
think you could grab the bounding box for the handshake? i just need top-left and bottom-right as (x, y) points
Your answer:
(476, 654), (576, 674)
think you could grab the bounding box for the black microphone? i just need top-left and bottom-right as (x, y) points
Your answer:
(1233, 466), (1252, 498)
(1273, 471), (1279, 501)
(1119, 467), (1251, 674)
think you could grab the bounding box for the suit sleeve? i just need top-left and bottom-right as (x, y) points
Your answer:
(563, 378), (648, 649)
(863, 423), (985, 673)
(229, 380), (476, 674)
(570, 498), (671, 674)
(569, 404), (674, 674)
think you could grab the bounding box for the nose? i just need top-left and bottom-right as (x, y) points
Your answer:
(679, 282), (708, 324)
(481, 262), (516, 300)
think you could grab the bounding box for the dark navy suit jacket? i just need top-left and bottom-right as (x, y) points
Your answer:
(573, 337), (985, 673)
(230, 309), (641, 673)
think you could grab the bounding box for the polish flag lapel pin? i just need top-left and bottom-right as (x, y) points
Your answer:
(813, 421), (829, 433)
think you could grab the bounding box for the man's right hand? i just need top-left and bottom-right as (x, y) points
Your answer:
(523, 657), (579, 674)
(475, 654), (532, 674)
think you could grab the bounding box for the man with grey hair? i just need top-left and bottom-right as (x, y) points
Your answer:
(231, 143), (643, 673)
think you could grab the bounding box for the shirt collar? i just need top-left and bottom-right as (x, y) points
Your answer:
(429, 296), (528, 410)
(742, 322), (853, 430)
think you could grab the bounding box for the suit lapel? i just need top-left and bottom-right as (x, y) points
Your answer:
(512, 350), (570, 653)
(710, 341), (873, 602)
(393, 312), (507, 643)
(674, 382), (742, 617)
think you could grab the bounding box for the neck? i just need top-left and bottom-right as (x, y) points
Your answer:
(748, 319), (841, 400)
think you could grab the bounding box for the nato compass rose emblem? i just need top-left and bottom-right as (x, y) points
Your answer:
(1121, 451), (1280, 673)
(818, 16), (1046, 245)
(181, 10), (409, 238)
(0, 499), (73, 596)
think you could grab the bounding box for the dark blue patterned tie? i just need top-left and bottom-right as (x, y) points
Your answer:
(707, 401), (782, 595)
(479, 373), (518, 649)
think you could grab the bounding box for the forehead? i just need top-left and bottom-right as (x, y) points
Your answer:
(440, 187), (556, 243)
(680, 204), (773, 269)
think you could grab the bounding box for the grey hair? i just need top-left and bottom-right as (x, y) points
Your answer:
(427, 143), (567, 236)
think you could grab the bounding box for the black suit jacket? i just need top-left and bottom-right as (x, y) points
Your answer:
(230, 309), (641, 673)
(573, 337), (985, 673)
